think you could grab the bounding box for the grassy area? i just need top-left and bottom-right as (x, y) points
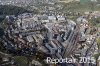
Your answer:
(93, 38), (100, 61)
(96, 24), (100, 27)
(14, 56), (28, 66)
(97, 38), (100, 49)
(94, 53), (100, 60)
(14, 55), (48, 66)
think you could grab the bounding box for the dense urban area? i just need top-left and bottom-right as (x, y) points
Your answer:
(0, 0), (100, 66)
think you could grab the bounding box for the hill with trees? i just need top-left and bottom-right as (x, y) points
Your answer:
(0, 5), (38, 22)
(0, 5), (33, 16)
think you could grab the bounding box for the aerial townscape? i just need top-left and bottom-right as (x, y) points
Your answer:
(0, 0), (100, 66)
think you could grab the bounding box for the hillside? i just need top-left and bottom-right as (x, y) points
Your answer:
(62, 2), (100, 12)
(0, 5), (32, 16)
